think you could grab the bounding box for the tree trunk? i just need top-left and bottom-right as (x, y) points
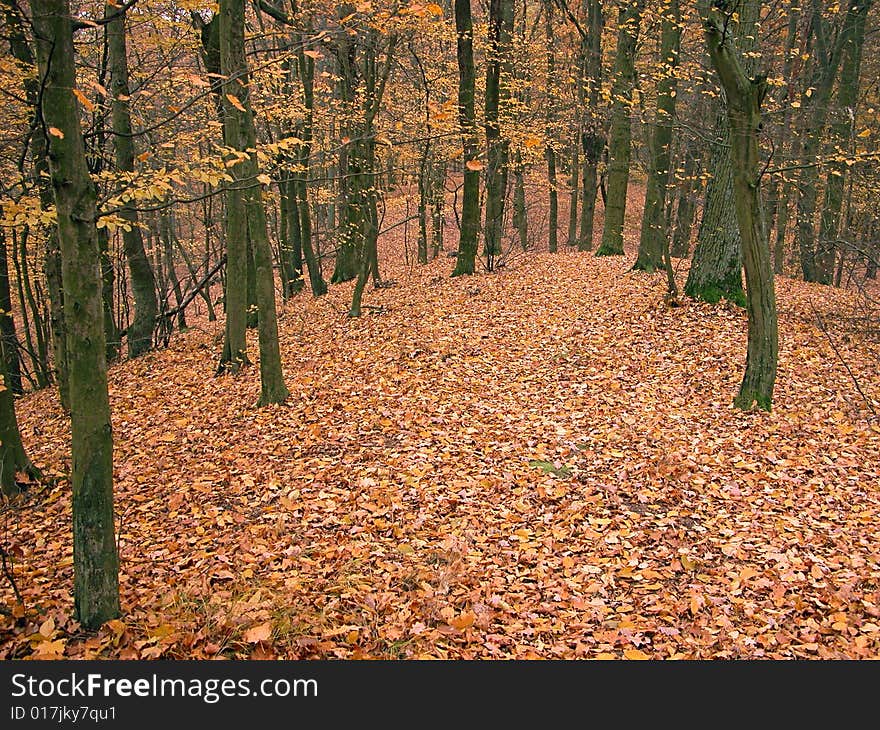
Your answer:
(578, 0), (604, 252)
(634, 0), (680, 272)
(30, 0), (120, 628)
(704, 4), (778, 411)
(597, 0), (645, 256)
(452, 0), (481, 276)
(105, 3), (158, 359)
(0, 351), (38, 496)
(670, 141), (700, 258)
(546, 5), (559, 254)
(817, 0), (871, 281)
(483, 0), (514, 268)
(219, 0), (288, 404)
(0, 231), (22, 395)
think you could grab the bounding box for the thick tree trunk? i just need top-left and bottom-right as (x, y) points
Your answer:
(30, 0), (120, 628)
(106, 3), (158, 359)
(704, 4), (778, 411)
(634, 0), (680, 272)
(686, 1), (761, 304)
(597, 0), (645, 256)
(452, 0), (481, 276)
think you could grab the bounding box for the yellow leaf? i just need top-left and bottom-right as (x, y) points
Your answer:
(39, 617), (55, 638)
(623, 649), (650, 660)
(226, 93), (246, 112)
(48, 127), (64, 139)
(256, 174), (272, 185)
(594, 652), (617, 660)
(243, 622), (272, 643)
(397, 543), (414, 554)
(858, 128), (871, 138)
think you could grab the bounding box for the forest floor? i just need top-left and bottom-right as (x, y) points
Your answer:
(2, 190), (880, 659)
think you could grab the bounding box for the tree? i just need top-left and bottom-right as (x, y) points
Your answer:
(597, 0), (646, 257)
(105, 3), (158, 358)
(452, 0), (481, 276)
(685, 1), (761, 307)
(483, 0), (514, 268)
(218, 0), (289, 405)
(634, 0), (681, 272)
(29, 0), (120, 628)
(704, 0), (778, 410)
(0, 352), (38, 497)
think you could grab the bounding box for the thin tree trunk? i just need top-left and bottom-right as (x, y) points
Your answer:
(634, 0), (680, 272)
(705, 4), (778, 411)
(219, 0), (289, 404)
(597, 0), (645, 256)
(105, 2), (158, 359)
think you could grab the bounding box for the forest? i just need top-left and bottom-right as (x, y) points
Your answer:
(0, 0), (878, 661)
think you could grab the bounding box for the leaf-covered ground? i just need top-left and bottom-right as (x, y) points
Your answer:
(2, 206), (880, 659)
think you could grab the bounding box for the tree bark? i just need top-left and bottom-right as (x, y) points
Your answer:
(219, 0), (288, 404)
(105, 3), (158, 359)
(29, 0), (120, 628)
(452, 0), (481, 276)
(704, 2), (778, 411)
(597, 0), (645, 256)
(634, 0), (680, 272)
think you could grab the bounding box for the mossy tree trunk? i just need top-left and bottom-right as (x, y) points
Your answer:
(452, 0), (481, 276)
(686, 1), (760, 306)
(634, 0), (680, 272)
(704, 1), (778, 411)
(597, 0), (645, 256)
(30, 0), (120, 628)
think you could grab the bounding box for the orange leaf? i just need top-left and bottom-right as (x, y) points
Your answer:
(465, 159), (484, 171)
(623, 649), (650, 660)
(243, 622), (272, 643)
(449, 612), (475, 630)
(73, 88), (95, 112)
(48, 127), (64, 139)
(226, 93), (246, 112)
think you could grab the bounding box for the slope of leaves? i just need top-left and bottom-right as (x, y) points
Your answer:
(2, 216), (879, 659)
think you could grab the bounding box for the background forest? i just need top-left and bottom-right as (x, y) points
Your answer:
(0, 0), (878, 660)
